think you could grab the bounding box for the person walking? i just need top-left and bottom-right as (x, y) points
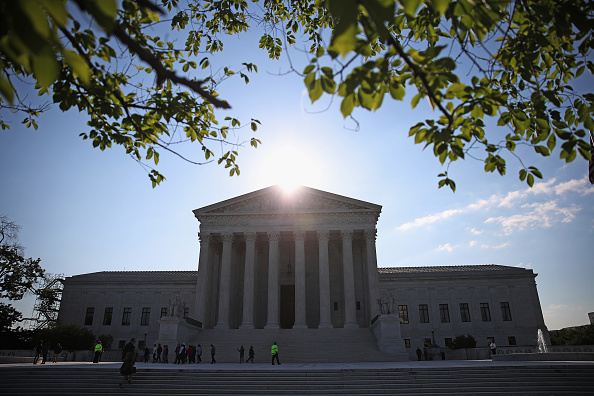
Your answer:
(53, 343), (62, 363)
(41, 342), (49, 364)
(120, 338), (137, 388)
(157, 344), (162, 363)
(33, 341), (43, 364)
(210, 344), (216, 364)
(416, 347), (422, 361)
(246, 346), (255, 363)
(490, 341), (497, 356)
(152, 344), (158, 363)
(93, 340), (103, 363)
(271, 342), (280, 365)
(196, 344), (202, 363)
(237, 345), (245, 363)
(163, 345), (169, 363)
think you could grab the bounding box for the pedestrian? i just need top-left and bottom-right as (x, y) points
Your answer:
(157, 344), (162, 363)
(271, 342), (280, 365)
(179, 343), (186, 364)
(120, 338), (137, 388)
(93, 340), (103, 363)
(152, 344), (158, 363)
(416, 347), (422, 361)
(143, 346), (150, 363)
(196, 344), (202, 363)
(53, 343), (62, 363)
(163, 345), (169, 363)
(210, 344), (216, 364)
(490, 341), (497, 356)
(174, 343), (180, 364)
(187, 345), (195, 363)
(246, 346), (255, 363)
(237, 345), (245, 363)
(41, 342), (49, 364)
(33, 340), (43, 364)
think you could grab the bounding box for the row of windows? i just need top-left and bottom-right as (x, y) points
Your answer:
(84, 306), (189, 326)
(398, 302), (512, 324)
(403, 335), (517, 348)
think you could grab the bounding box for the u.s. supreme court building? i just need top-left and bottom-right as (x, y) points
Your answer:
(58, 186), (549, 361)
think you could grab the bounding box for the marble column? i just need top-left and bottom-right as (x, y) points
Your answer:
(215, 232), (234, 329)
(341, 229), (358, 328)
(264, 231), (280, 328)
(240, 232), (257, 329)
(194, 232), (210, 324)
(317, 230), (333, 328)
(364, 228), (380, 321)
(293, 230), (307, 328)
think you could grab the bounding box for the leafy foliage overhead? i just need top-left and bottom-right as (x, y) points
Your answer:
(1, 0), (592, 189)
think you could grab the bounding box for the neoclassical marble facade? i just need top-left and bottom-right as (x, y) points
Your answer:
(192, 185), (382, 331)
(57, 186), (549, 361)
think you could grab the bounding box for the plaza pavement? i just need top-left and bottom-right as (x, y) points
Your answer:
(2, 359), (593, 371)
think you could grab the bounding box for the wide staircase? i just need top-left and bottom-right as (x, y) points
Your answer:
(191, 328), (400, 363)
(1, 364), (593, 395)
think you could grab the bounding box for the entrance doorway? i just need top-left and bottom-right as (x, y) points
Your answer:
(280, 284), (295, 329)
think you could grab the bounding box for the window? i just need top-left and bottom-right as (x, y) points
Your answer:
(445, 338), (453, 348)
(183, 307), (189, 318)
(439, 304), (450, 323)
(140, 307), (150, 326)
(501, 302), (512, 321)
(423, 338), (431, 347)
(459, 303), (471, 322)
(356, 301), (361, 311)
(480, 303), (491, 322)
(122, 307), (131, 326)
(419, 304), (430, 323)
(84, 307), (94, 325)
(103, 307), (113, 325)
(508, 336), (517, 346)
(160, 307), (168, 318)
(118, 340), (126, 349)
(404, 339), (411, 348)
(398, 305), (409, 324)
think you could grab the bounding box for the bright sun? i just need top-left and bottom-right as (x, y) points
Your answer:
(263, 142), (316, 191)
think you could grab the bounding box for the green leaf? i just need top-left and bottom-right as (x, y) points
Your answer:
(429, 0), (451, 14)
(341, 94), (356, 118)
(400, 0), (423, 16)
(33, 47), (59, 88)
(63, 50), (91, 85)
(308, 79), (323, 103)
(389, 83), (405, 100)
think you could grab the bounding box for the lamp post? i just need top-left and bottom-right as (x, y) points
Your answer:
(144, 333), (147, 349)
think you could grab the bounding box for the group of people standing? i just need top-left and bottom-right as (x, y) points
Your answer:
(118, 338), (281, 388)
(33, 340), (62, 364)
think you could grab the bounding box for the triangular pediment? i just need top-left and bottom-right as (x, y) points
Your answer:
(193, 185), (381, 216)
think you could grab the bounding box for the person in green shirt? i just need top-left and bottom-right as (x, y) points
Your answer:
(93, 341), (103, 363)
(271, 342), (280, 365)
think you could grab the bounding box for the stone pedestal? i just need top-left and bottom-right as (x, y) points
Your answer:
(370, 314), (408, 358)
(156, 316), (201, 349)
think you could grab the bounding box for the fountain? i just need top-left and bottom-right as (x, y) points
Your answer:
(537, 328), (549, 353)
(492, 328), (593, 361)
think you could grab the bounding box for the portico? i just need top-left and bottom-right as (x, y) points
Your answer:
(192, 186), (382, 331)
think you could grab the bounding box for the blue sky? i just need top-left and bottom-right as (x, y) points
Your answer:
(1, 12), (593, 331)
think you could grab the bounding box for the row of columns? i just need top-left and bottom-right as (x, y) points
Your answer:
(196, 229), (379, 329)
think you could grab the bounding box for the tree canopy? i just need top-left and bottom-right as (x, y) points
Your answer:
(1, 0), (592, 190)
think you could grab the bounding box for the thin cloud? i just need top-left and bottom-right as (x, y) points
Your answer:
(436, 243), (455, 253)
(485, 201), (581, 235)
(395, 178), (588, 233)
(396, 209), (463, 231)
(479, 241), (511, 249)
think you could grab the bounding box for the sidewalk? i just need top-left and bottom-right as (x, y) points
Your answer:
(2, 359), (593, 371)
